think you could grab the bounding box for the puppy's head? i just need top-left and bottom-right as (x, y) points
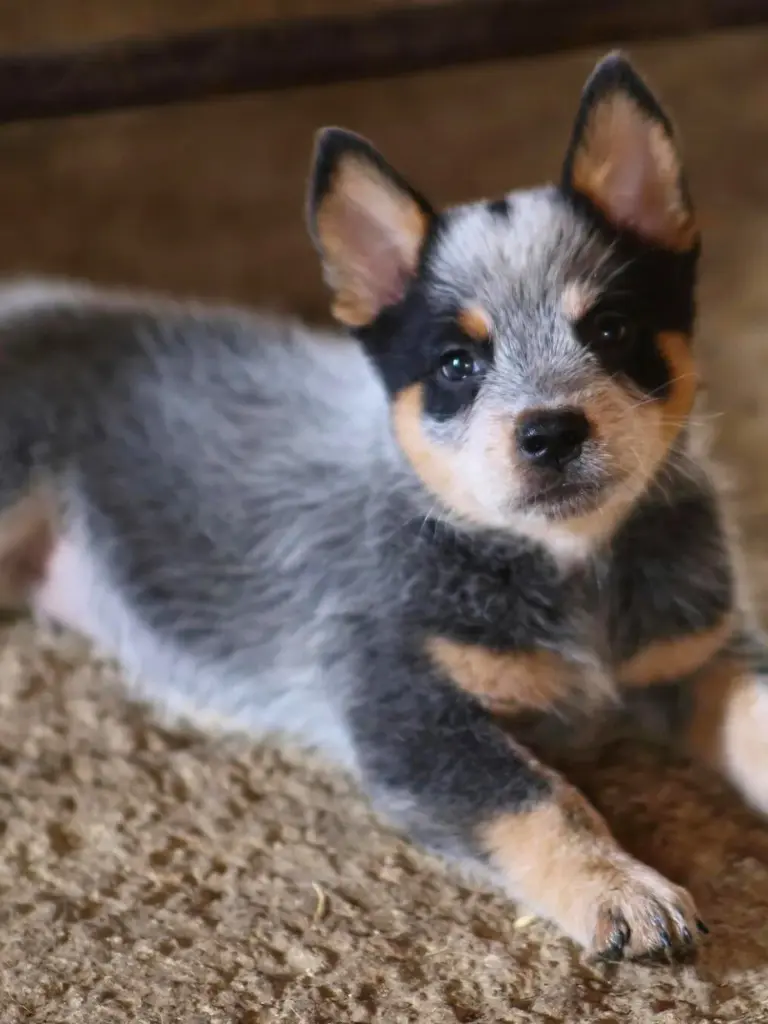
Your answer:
(307, 54), (699, 548)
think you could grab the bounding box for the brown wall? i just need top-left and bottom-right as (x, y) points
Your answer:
(1, 11), (768, 559)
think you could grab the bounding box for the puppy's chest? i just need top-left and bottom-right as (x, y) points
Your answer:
(411, 524), (597, 649)
(605, 496), (735, 686)
(412, 495), (734, 710)
(410, 527), (601, 712)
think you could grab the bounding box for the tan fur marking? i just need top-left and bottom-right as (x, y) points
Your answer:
(481, 783), (699, 956)
(317, 155), (428, 328)
(0, 490), (56, 609)
(549, 330), (697, 549)
(330, 292), (375, 329)
(392, 383), (491, 526)
(617, 614), (734, 688)
(427, 638), (578, 713)
(657, 331), (698, 443)
(571, 93), (697, 253)
(458, 306), (491, 344)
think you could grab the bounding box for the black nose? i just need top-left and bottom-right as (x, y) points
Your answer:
(516, 409), (590, 469)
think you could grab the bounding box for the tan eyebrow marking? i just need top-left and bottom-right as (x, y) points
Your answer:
(458, 306), (492, 343)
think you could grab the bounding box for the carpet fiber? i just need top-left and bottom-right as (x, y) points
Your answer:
(2, 7), (768, 1022)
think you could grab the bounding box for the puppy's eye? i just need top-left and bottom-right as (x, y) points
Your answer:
(439, 348), (481, 384)
(583, 310), (636, 348)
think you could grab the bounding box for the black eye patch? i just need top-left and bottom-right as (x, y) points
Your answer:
(357, 287), (493, 418)
(423, 341), (490, 421)
(422, 311), (492, 421)
(575, 302), (671, 399)
(573, 242), (696, 398)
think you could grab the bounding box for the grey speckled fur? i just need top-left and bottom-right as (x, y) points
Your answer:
(0, 272), (740, 815)
(0, 283), (408, 768)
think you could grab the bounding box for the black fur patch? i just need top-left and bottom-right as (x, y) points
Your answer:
(608, 487), (734, 660)
(356, 243), (493, 421)
(396, 514), (591, 649)
(486, 197), (511, 218)
(348, 646), (553, 852)
(572, 236), (697, 398)
(422, 371), (485, 421)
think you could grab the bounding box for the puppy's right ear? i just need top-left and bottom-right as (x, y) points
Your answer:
(307, 128), (434, 328)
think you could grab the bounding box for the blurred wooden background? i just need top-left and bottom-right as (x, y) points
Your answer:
(0, 5), (767, 549)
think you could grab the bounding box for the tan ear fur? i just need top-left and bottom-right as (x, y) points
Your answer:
(314, 153), (430, 327)
(566, 58), (697, 252)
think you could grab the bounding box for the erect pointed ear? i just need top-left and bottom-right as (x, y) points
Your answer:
(307, 128), (434, 328)
(561, 53), (697, 252)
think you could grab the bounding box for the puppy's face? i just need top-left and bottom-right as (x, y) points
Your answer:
(307, 55), (700, 546)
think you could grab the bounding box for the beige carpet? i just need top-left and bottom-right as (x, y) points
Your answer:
(3, 7), (768, 1022)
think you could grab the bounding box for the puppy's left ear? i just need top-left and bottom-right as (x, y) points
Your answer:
(562, 53), (697, 252)
(307, 128), (434, 328)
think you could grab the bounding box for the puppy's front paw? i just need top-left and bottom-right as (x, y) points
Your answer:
(584, 856), (703, 961)
(483, 790), (705, 963)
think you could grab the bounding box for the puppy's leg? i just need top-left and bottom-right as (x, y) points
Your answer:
(350, 671), (701, 958)
(621, 628), (768, 817)
(683, 645), (768, 816)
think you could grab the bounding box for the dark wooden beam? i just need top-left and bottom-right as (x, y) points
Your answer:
(0, 0), (766, 124)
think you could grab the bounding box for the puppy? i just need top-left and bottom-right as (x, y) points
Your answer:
(0, 54), (762, 961)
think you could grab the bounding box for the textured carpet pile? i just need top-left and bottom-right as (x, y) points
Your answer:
(2, 6), (768, 1022)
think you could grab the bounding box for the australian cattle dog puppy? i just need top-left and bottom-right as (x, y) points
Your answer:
(0, 54), (762, 960)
